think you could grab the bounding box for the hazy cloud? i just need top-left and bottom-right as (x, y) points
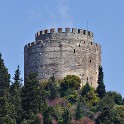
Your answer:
(46, 0), (73, 28)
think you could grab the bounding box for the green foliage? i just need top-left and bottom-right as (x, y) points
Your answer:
(81, 83), (91, 96)
(81, 83), (100, 110)
(22, 73), (42, 121)
(60, 75), (81, 96)
(65, 88), (79, 104)
(0, 52), (124, 124)
(96, 107), (114, 124)
(62, 108), (71, 124)
(43, 106), (54, 124)
(112, 105), (124, 124)
(97, 94), (115, 111)
(10, 65), (23, 124)
(47, 75), (58, 100)
(123, 98), (124, 105)
(96, 105), (124, 124)
(75, 100), (83, 120)
(21, 116), (40, 124)
(96, 66), (106, 99)
(0, 53), (15, 123)
(106, 91), (123, 105)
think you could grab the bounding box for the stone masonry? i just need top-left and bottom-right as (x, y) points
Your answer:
(24, 28), (101, 88)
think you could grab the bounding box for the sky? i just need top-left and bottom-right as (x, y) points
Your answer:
(0, 0), (124, 97)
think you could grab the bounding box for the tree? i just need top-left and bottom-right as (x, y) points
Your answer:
(75, 100), (83, 120)
(123, 98), (124, 105)
(81, 83), (90, 96)
(96, 106), (114, 124)
(65, 89), (79, 104)
(62, 109), (71, 124)
(43, 106), (54, 124)
(97, 94), (115, 111)
(96, 66), (106, 99)
(10, 65), (23, 124)
(112, 105), (124, 124)
(60, 75), (81, 96)
(81, 84), (100, 110)
(47, 75), (58, 100)
(96, 105), (124, 124)
(106, 91), (123, 105)
(0, 53), (16, 123)
(22, 73), (42, 121)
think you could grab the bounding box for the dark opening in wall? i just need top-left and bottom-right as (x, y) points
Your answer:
(74, 49), (75, 53)
(91, 42), (92, 45)
(87, 77), (88, 82)
(90, 60), (91, 63)
(84, 41), (85, 44)
(79, 44), (80, 47)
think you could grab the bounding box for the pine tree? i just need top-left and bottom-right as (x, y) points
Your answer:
(0, 53), (16, 123)
(81, 82), (90, 96)
(43, 106), (54, 124)
(75, 100), (83, 120)
(10, 65), (23, 124)
(22, 73), (42, 121)
(96, 66), (106, 99)
(62, 109), (71, 124)
(48, 74), (58, 100)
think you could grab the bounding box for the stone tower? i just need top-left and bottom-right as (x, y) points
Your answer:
(24, 28), (101, 88)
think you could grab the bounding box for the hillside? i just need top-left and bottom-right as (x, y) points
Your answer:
(0, 53), (124, 124)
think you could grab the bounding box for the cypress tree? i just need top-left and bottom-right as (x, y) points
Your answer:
(43, 106), (53, 124)
(22, 73), (42, 121)
(62, 109), (71, 124)
(0, 53), (16, 123)
(48, 74), (58, 100)
(96, 66), (106, 99)
(10, 65), (23, 124)
(81, 82), (91, 96)
(75, 100), (83, 120)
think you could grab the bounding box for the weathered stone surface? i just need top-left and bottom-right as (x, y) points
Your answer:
(24, 28), (101, 88)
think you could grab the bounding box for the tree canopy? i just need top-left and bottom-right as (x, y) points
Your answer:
(96, 66), (106, 99)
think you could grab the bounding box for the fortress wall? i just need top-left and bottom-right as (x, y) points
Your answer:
(24, 28), (101, 88)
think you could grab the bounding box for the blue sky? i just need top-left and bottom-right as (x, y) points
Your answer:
(0, 0), (124, 97)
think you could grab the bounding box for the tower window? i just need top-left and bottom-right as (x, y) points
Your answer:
(74, 49), (75, 53)
(79, 44), (80, 47)
(90, 60), (91, 63)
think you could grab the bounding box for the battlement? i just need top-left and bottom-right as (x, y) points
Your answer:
(35, 28), (93, 39)
(24, 39), (100, 49)
(24, 27), (101, 89)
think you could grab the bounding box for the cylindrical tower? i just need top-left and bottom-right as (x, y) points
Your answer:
(24, 28), (101, 88)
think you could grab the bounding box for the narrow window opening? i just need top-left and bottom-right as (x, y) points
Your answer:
(74, 49), (75, 53)
(84, 41), (85, 44)
(90, 60), (91, 63)
(91, 42), (92, 45)
(87, 77), (88, 82)
(79, 44), (80, 47)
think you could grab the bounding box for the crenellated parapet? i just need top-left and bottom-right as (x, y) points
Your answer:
(24, 27), (101, 89)
(35, 28), (93, 40)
